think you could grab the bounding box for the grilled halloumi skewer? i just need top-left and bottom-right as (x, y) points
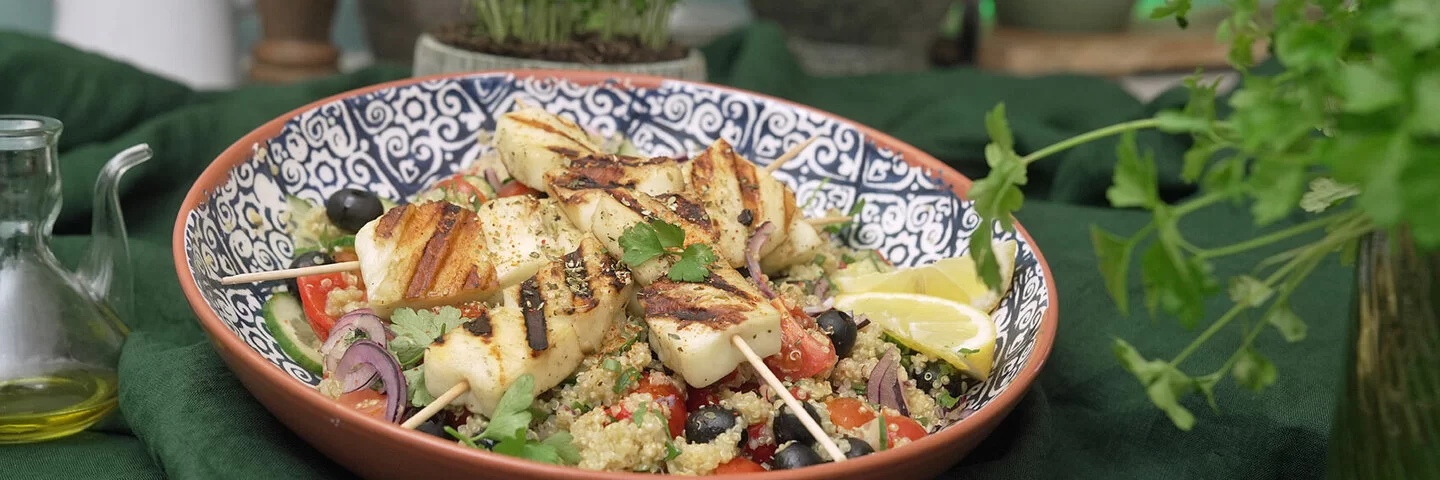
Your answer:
(637, 265), (783, 388)
(474, 196), (586, 283)
(555, 187), (719, 285)
(423, 304), (585, 416)
(497, 237), (635, 353)
(494, 106), (601, 191)
(354, 202), (501, 316)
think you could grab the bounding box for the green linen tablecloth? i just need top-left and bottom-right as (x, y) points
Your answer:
(0, 24), (1347, 479)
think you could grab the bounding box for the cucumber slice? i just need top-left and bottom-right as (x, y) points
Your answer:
(262, 292), (324, 375)
(286, 195), (324, 252)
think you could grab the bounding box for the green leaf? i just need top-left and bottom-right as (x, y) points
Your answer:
(1299, 178), (1361, 213)
(481, 374), (537, 443)
(1275, 22), (1344, 71)
(1194, 372), (1222, 412)
(404, 366), (435, 407)
(1393, 0), (1440, 49)
(1226, 275), (1274, 308)
(664, 441), (682, 461)
(1265, 302), (1308, 343)
(1154, 110), (1211, 134)
(1247, 158), (1306, 225)
(618, 222), (666, 266)
(1357, 136), (1411, 228)
(1411, 69), (1440, 135)
(388, 307), (469, 368)
(1148, 0), (1193, 28)
(1233, 348), (1277, 392)
(668, 243), (716, 282)
(1113, 338), (1196, 430)
(968, 226), (1002, 290)
(1090, 225), (1137, 317)
(1339, 64), (1401, 114)
(1181, 142), (1224, 184)
(652, 220), (685, 250)
(1399, 144), (1440, 247)
(613, 367), (641, 394)
(1140, 225), (1217, 328)
(602, 357), (621, 372)
(937, 391), (963, 409)
(984, 104), (1013, 150)
(1107, 131), (1160, 208)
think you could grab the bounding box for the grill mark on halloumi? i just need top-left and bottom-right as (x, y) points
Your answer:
(732, 149), (765, 219)
(562, 248), (594, 301)
(599, 256), (629, 292)
(374, 205), (406, 239)
(406, 203), (467, 298)
(509, 116), (595, 155)
(656, 193), (711, 227)
(519, 278), (549, 353)
(638, 283), (754, 329)
(464, 309), (493, 337)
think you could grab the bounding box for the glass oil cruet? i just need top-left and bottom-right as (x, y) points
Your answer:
(0, 115), (150, 443)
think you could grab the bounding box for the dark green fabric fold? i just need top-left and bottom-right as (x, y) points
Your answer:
(0, 24), (1346, 479)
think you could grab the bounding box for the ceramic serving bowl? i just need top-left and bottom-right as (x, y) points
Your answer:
(172, 71), (1058, 479)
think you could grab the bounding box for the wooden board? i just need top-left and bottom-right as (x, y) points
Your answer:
(978, 18), (1269, 77)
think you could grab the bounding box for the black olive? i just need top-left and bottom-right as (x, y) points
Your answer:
(816, 309), (857, 358)
(325, 188), (384, 233)
(772, 402), (823, 446)
(920, 362), (968, 398)
(771, 443), (823, 470)
(685, 405), (746, 447)
(477, 437), (498, 450)
(415, 418), (449, 439)
(737, 209), (754, 226)
(840, 436), (874, 458)
(284, 251), (334, 295)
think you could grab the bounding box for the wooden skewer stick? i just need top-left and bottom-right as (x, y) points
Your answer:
(401, 381), (469, 429)
(730, 335), (848, 462)
(221, 260), (360, 285)
(764, 136), (818, 174)
(804, 215), (853, 227)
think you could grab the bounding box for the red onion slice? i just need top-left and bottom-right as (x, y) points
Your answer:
(867, 347), (909, 415)
(483, 167), (503, 193)
(746, 221), (779, 299)
(335, 339), (407, 423)
(321, 310), (390, 390)
(813, 276), (830, 299)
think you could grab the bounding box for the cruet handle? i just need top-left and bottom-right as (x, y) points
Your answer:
(75, 144), (151, 321)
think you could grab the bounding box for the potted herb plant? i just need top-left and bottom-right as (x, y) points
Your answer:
(748, 0), (956, 76)
(969, 0), (1438, 475)
(413, 0), (706, 81)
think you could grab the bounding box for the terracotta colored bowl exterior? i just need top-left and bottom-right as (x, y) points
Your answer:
(173, 70), (1058, 480)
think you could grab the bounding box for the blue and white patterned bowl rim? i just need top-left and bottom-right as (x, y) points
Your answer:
(181, 72), (1050, 420)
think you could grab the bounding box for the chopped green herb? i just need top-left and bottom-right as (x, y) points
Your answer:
(812, 254), (827, 266)
(388, 306), (468, 368)
(937, 391), (963, 409)
(665, 441), (682, 461)
(840, 253), (857, 265)
(878, 415), (889, 451)
(403, 366), (435, 407)
(617, 219), (717, 282)
(461, 375), (581, 465)
(613, 367), (642, 394)
(824, 198), (867, 234)
(956, 347), (980, 355)
(602, 358), (621, 372)
(633, 403), (651, 426)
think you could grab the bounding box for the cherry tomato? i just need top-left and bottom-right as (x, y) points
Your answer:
(332, 250), (359, 263)
(630, 375), (687, 438)
(825, 398), (877, 430)
(297, 271), (364, 341)
(338, 389), (387, 420)
(713, 457), (767, 474)
(686, 386), (721, 412)
(743, 422), (776, 464)
(763, 301), (837, 380)
(882, 415), (927, 446)
(436, 175), (487, 202)
(497, 180), (541, 198)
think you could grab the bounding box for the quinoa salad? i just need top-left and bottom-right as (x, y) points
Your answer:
(257, 105), (998, 475)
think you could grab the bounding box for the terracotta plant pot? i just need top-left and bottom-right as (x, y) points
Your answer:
(412, 33), (708, 82)
(995, 0), (1138, 32)
(748, 0), (954, 76)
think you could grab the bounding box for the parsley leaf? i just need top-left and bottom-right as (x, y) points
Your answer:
(1247, 156), (1307, 226)
(1107, 131), (1160, 209)
(1090, 225), (1137, 317)
(1299, 178), (1360, 213)
(1114, 338), (1197, 431)
(619, 221), (667, 267)
(668, 243), (717, 282)
(969, 106), (1028, 290)
(388, 307), (468, 368)
(1264, 302), (1307, 343)
(1232, 348), (1277, 392)
(542, 432), (582, 465)
(665, 441), (682, 461)
(1148, 0), (1193, 28)
(936, 391), (963, 409)
(480, 374), (537, 443)
(653, 220), (685, 250)
(1139, 222), (1218, 328)
(403, 366), (435, 407)
(1226, 275), (1273, 308)
(1340, 64), (1401, 114)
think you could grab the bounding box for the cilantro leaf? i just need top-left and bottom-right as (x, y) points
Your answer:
(653, 220), (685, 250)
(388, 307), (469, 368)
(1140, 225), (1218, 328)
(619, 222), (666, 267)
(668, 243), (716, 282)
(1090, 225), (1137, 316)
(1226, 275), (1273, 308)
(480, 374), (537, 443)
(1113, 338), (1197, 431)
(404, 366), (435, 407)
(1107, 131), (1160, 209)
(1299, 178), (1360, 213)
(1264, 302), (1307, 343)
(969, 106), (1029, 290)
(1232, 348), (1277, 392)
(1247, 157), (1307, 226)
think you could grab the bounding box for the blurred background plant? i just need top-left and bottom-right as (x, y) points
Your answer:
(468, 0), (680, 49)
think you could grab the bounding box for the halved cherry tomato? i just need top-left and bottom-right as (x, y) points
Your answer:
(825, 397), (877, 430)
(339, 389), (387, 420)
(435, 175), (487, 203)
(713, 457), (767, 474)
(686, 386), (721, 412)
(630, 375), (687, 438)
(743, 423), (776, 464)
(882, 415), (927, 446)
(497, 180), (541, 198)
(763, 300), (837, 380)
(297, 271), (365, 341)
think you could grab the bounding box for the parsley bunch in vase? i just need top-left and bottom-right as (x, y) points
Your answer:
(968, 1), (1440, 477)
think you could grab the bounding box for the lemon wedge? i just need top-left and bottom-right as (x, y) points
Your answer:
(832, 240), (1017, 313)
(833, 292), (997, 381)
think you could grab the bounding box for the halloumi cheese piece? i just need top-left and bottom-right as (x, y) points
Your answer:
(354, 201), (499, 316)
(494, 106), (600, 191)
(759, 216), (825, 273)
(581, 189), (719, 285)
(498, 238), (634, 353)
(638, 265), (783, 387)
(681, 139), (796, 263)
(545, 154), (687, 232)
(474, 196), (585, 284)
(423, 305), (585, 416)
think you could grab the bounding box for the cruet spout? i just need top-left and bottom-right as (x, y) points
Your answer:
(75, 144), (151, 320)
